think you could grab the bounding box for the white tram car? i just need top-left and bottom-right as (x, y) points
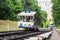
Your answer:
(18, 11), (40, 30)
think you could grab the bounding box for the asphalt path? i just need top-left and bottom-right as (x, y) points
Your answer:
(49, 29), (60, 40)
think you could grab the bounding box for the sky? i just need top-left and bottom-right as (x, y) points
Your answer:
(38, 0), (53, 20)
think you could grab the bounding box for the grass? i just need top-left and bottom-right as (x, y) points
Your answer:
(0, 20), (18, 32)
(53, 25), (60, 29)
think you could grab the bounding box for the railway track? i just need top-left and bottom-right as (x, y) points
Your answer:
(0, 29), (51, 40)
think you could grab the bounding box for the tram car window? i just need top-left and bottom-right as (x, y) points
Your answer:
(26, 16), (30, 22)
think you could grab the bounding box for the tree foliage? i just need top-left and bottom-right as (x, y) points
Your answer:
(0, 0), (47, 26)
(0, 0), (24, 20)
(22, 0), (47, 26)
(52, 0), (60, 26)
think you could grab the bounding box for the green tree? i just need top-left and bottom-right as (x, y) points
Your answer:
(12, 0), (24, 13)
(52, 0), (60, 26)
(0, 0), (47, 27)
(0, 0), (24, 20)
(22, 0), (47, 27)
